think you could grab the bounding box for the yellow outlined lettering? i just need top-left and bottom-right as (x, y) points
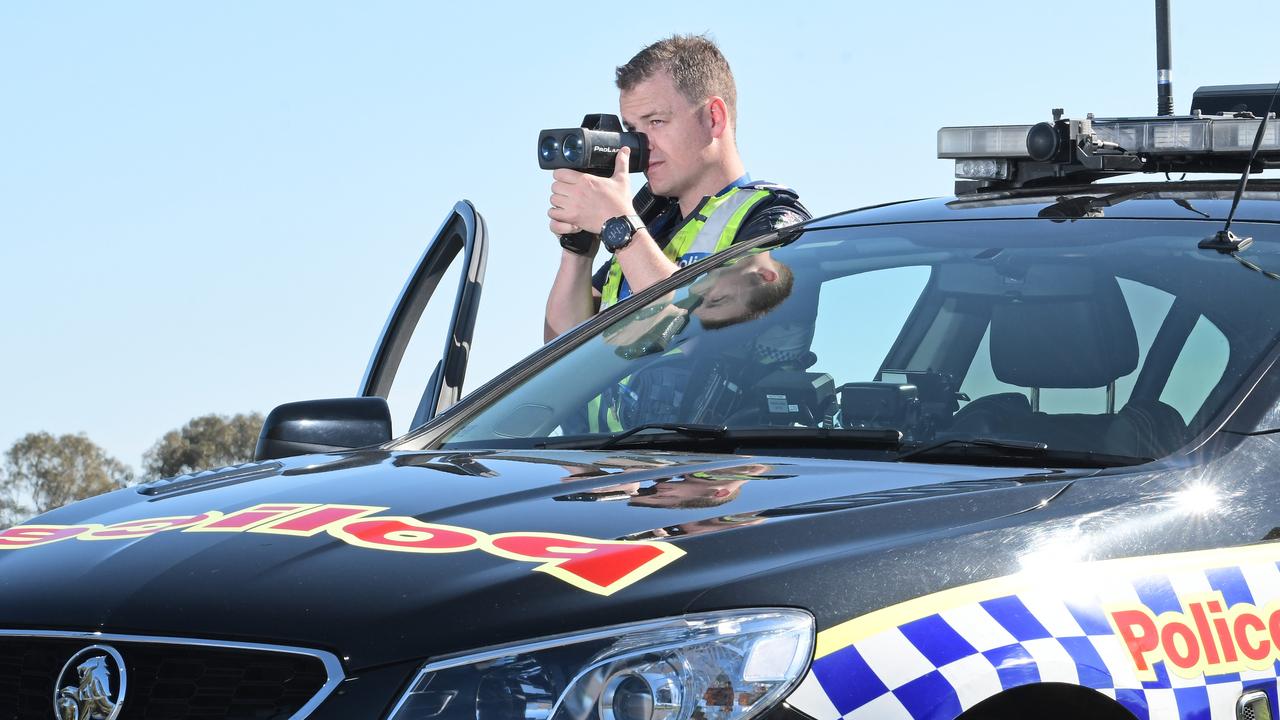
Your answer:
(1105, 592), (1280, 679)
(328, 515), (485, 553)
(83, 514), (213, 540)
(0, 502), (685, 594)
(485, 531), (685, 596)
(251, 504), (384, 537)
(184, 503), (320, 533)
(0, 524), (100, 548)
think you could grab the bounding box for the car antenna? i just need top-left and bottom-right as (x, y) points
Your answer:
(1155, 0), (1173, 116)
(1197, 78), (1280, 280)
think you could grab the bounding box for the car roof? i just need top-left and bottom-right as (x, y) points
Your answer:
(806, 179), (1280, 228)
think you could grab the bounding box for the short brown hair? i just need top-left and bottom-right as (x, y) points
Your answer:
(698, 261), (794, 331)
(616, 34), (738, 123)
(746, 260), (794, 316)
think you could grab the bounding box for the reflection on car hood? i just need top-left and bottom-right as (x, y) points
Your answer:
(0, 449), (1071, 669)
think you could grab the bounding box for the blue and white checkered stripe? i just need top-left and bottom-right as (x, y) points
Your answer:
(788, 551), (1280, 720)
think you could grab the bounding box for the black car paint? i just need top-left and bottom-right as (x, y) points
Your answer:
(5, 451), (1072, 668)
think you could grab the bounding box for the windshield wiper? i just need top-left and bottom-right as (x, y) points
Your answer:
(537, 426), (903, 452)
(1037, 189), (1148, 221)
(599, 423), (727, 449)
(717, 427), (902, 447)
(531, 423), (728, 451)
(897, 437), (1046, 462)
(896, 437), (1152, 468)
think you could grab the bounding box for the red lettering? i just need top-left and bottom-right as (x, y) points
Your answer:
(1111, 610), (1160, 672)
(0, 525), (94, 549)
(0, 500), (683, 594)
(1162, 621), (1201, 670)
(1234, 614), (1270, 662)
(487, 533), (683, 595)
(85, 514), (211, 539)
(187, 503), (316, 531)
(1267, 610), (1280, 658)
(1189, 601), (1222, 664)
(331, 517), (482, 553)
(253, 505), (380, 536)
(1212, 616), (1239, 662)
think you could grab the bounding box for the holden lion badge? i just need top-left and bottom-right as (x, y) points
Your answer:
(54, 644), (127, 720)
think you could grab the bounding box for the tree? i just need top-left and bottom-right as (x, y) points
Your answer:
(142, 412), (264, 479)
(1, 432), (134, 526)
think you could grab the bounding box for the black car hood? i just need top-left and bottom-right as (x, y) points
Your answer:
(0, 449), (1070, 669)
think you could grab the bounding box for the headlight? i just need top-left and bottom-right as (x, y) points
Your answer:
(387, 610), (814, 720)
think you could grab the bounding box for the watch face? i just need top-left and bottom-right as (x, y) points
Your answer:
(603, 217), (630, 250)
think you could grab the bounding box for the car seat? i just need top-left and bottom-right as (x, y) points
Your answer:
(948, 271), (1184, 458)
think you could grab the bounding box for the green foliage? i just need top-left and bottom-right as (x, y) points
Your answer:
(142, 412), (264, 479)
(1, 432), (134, 526)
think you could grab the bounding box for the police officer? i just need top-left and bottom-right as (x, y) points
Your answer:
(544, 34), (810, 342)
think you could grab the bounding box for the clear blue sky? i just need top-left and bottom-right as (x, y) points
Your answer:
(2, 1), (1276, 474)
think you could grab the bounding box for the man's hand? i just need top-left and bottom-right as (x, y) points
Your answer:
(548, 146), (634, 236)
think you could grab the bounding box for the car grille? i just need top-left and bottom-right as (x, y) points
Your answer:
(0, 634), (333, 719)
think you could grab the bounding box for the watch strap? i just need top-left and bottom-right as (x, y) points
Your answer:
(559, 229), (597, 256)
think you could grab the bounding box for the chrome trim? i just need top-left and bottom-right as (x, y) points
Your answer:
(0, 629), (344, 720)
(383, 609), (814, 720)
(56, 644), (127, 720)
(1237, 689), (1272, 720)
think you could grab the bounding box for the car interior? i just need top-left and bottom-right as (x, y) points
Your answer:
(438, 225), (1280, 465)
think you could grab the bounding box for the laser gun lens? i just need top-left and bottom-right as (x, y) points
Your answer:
(562, 133), (585, 164)
(539, 135), (560, 164)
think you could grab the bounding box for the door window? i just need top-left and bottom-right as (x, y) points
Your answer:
(1159, 316), (1230, 423)
(809, 266), (931, 386)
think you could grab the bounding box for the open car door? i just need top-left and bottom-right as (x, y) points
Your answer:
(254, 201), (487, 461)
(360, 200), (488, 434)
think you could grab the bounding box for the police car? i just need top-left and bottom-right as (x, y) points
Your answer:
(6, 85), (1280, 720)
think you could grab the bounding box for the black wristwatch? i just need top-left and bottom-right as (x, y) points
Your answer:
(601, 214), (645, 253)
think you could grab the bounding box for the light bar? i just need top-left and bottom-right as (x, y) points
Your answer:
(955, 159), (1011, 180)
(1212, 119), (1280, 152)
(940, 116), (1280, 162)
(1086, 116), (1279, 155)
(1090, 119), (1209, 153)
(938, 125), (1033, 158)
(938, 110), (1280, 195)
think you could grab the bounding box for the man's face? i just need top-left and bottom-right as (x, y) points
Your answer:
(627, 477), (746, 509)
(620, 71), (713, 200)
(690, 256), (779, 328)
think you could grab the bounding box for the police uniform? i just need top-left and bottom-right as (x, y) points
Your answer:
(591, 175), (811, 307)
(581, 177), (810, 433)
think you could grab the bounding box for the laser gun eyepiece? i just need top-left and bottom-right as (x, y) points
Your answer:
(537, 114), (649, 177)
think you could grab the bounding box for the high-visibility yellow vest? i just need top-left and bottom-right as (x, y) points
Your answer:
(590, 183), (791, 432)
(599, 185), (777, 309)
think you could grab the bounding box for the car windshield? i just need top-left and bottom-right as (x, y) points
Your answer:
(423, 219), (1280, 464)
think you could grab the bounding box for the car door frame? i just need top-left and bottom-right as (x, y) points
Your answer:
(359, 200), (488, 431)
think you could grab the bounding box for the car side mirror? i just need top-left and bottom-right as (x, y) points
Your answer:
(255, 397), (393, 461)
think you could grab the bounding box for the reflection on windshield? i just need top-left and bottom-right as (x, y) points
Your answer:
(691, 251), (795, 329)
(433, 221), (1280, 465)
(605, 250), (795, 360)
